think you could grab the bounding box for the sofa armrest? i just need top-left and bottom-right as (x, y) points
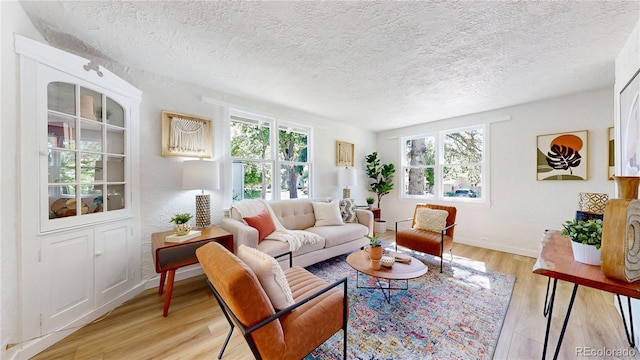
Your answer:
(220, 217), (259, 252)
(355, 209), (374, 237)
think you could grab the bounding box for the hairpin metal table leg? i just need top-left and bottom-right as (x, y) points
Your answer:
(541, 280), (579, 360)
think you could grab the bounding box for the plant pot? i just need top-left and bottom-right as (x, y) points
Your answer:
(370, 259), (381, 270)
(367, 204), (373, 210)
(369, 245), (383, 261)
(174, 223), (191, 236)
(571, 241), (601, 266)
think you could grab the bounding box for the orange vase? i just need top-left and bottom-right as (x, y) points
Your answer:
(369, 245), (383, 260)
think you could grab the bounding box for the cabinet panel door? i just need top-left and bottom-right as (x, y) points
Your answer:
(94, 222), (131, 307)
(41, 230), (94, 334)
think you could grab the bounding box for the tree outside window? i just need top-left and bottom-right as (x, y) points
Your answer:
(402, 125), (484, 200)
(230, 114), (311, 201)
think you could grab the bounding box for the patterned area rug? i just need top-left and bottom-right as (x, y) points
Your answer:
(303, 249), (515, 360)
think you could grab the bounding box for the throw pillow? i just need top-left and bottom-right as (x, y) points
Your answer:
(312, 201), (344, 226)
(237, 245), (295, 310)
(339, 198), (357, 223)
(414, 208), (449, 232)
(243, 210), (276, 243)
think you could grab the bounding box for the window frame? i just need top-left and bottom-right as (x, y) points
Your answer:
(400, 123), (489, 204)
(229, 109), (313, 202)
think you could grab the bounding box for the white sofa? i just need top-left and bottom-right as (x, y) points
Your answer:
(221, 198), (374, 267)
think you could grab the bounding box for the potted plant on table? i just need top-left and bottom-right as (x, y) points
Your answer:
(364, 233), (383, 270)
(170, 213), (193, 236)
(561, 218), (602, 265)
(365, 196), (375, 209)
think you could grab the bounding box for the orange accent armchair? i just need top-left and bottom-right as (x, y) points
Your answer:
(395, 204), (457, 273)
(195, 242), (348, 360)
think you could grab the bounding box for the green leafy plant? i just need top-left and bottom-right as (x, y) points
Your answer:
(365, 196), (375, 205)
(561, 219), (603, 249)
(365, 152), (395, 209)
(364, 233), (381, 247)
(170, 213), (193, 225)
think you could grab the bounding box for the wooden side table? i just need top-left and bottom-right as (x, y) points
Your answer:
(152, 225), (233, 316)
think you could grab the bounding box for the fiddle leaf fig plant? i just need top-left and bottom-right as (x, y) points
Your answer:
(365, 152), (395, 209)
(561, 219), (603, 249)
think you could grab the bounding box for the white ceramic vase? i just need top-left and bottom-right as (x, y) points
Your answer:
(571, 241), (601, 266)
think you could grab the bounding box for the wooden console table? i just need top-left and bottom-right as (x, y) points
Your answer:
(152, 225), (233, 316)
(533, 230), (640, 360)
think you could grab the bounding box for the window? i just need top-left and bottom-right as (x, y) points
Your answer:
(230, 111), (311, 201)
(402, 125), (486, 201)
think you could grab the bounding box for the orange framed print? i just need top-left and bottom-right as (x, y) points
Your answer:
(536, 130), (588, 180)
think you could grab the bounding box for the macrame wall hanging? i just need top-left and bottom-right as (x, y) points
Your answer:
(161, 111), (212, 158)
(169, 117), (205, 154)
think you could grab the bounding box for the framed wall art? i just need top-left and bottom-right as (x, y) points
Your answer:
(608, 127), (615, 180)
(620, 68), (640, 176)
(161, 111), (212, 158)
(336, 141), (354, 167)
(536, 130), (588, 180)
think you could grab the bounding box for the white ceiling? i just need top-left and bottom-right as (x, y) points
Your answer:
(19, 1), (640, 132)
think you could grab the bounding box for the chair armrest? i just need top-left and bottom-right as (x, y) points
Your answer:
(395, 218), (413, 232)
(220, 217), (259, 252)
(443, 223), (457, 231)
(244, 277), (348, 335)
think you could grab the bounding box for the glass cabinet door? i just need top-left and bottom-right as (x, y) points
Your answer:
(47, 82), (127, 222)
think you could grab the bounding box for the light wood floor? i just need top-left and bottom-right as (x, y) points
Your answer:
(31, 231), (639, 360)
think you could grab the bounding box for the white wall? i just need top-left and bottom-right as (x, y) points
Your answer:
(376, 88), (615, 258)
(615, 14), (640, 348)
(0, 2), (45, 358)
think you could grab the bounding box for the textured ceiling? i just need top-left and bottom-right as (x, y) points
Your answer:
(19, 1), (640, 132)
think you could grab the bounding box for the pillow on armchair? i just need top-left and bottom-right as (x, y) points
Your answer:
(236, 244), (295, 310)
(414, 208), (448, 232)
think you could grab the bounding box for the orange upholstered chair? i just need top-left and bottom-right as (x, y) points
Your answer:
(195, 242), (348, 360)
(395, 204), (457, 272)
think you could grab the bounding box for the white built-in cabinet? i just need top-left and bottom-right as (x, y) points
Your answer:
(15, 34), (142, 355)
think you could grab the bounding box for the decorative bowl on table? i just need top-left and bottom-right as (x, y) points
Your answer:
(381, 255), (395, 268)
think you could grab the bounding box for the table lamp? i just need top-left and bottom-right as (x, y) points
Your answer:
(183, 159), (219, 228)
(338, 167), (357, 199)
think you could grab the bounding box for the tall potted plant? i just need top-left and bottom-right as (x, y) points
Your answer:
(365, 152), (395, 209)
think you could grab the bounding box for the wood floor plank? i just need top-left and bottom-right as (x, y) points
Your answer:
(30, 231), (638, 359)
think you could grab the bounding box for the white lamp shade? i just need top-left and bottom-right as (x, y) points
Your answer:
(338, 167), (357, 187)
(183, 160), (220, 190)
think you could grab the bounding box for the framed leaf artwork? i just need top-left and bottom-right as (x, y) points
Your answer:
(536, 130), (588, 180)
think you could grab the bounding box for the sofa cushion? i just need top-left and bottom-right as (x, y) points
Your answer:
(243, 210), (276, 243)
(339, 198), (357, 223)
(259, 237), (326, 259)
(414, 208), (448, 232)
(312, 201), (344, 227)
(237, 245), (295, 310)
(307, 222), (368, 248)
(269, 199), (317, 230)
